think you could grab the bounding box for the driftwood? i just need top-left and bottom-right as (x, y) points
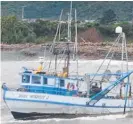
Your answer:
(1, 43), (133, 60)
(21, 51), (37, 57)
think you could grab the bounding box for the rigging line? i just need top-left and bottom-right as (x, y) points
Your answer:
(73, 40), (76, 60)
(123, 76), (130, 114)
(90, 33), (122, 83)
(48, 10), (63, 72)
(57, 47), (67, 67)
(42, 44), (52, 70)
(124, 33), (129, 72)
(100, 35), (121, 82)
(121, 33), (124, 75)
(58, 12), (63, 41)
(120, 33), (128, 78)
(70, 37), (120, 75)
(50, 9), (64, 53)
(47, 52), (53, 73)
(88, 71), (133, 105)
(123, 33), (131, 110)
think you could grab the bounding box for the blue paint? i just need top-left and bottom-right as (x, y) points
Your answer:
(88, 71), (133, 105)
(20, 72), (78, 96)
(123, 76), (130, 113)
(86, 72), (129, 76)
(5, 97), (132, 109)
(3, 90), (6, 100)
(1, 83), (8, 100)
(21, 72), (80, 81)
(22, 85), (77, 96)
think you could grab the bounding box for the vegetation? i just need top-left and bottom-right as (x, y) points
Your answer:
(1, 1), (133, 44)
(1, 15), (88, 44)
(1, 15), (133, 44)
(97, 22), (133, 41)
(1, 16), (36, 44)
(99, 9), (117, 24)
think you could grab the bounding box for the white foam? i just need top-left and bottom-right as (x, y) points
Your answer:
(73, 114), (128, 120)
(5, 114), (128, 124)
(2, 59), (133, 65)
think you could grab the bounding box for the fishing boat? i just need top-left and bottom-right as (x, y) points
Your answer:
(2, 2), (133, 120)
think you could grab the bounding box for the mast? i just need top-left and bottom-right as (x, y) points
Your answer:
(66, 1), (72, 77)
(66, 43), (70, 77)
(121, 32), (130, 114)
(121, 32), (128, 75)
(69, 1), (72, 42)
(116, 27), (130, 114)
(54, 49), (58, 74)
(48, 1), (75, 77)
(75, 9), (79, 77)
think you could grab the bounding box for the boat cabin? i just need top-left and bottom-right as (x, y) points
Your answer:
(20, 71), (78, 96)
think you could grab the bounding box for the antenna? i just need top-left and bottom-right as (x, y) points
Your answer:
(132, 8), (133, 26)
(70, 1), (72, 42)
(22, 6), (26, 20)
(75, 9), (78, 56)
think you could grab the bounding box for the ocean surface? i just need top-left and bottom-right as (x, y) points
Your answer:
(1, 52), (133, 124)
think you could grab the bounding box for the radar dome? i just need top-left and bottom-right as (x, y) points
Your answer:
(115, 26), (122, 33)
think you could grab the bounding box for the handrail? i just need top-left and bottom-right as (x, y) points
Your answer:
(20, 72), (83, 81)
(87, 71), (133, 105)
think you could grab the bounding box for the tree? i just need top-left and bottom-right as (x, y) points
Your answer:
(1, 16), (36, 44)
(100, 9), (117, 24)
(30, 20), (57, 38)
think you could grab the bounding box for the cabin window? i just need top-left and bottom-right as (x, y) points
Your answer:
(22, 75), (30, 83)
(32, 76), (41, 84)
(43, 77), (47, 85)
(60, 79), (65, 87)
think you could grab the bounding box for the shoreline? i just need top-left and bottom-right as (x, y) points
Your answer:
(1, 43), (133, 60)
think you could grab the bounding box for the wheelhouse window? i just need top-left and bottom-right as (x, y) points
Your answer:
(43, 77), (47, 85)
(22, 75), (30, 83)
(60, 79), (65, 87)
(32, 76), (41, 84)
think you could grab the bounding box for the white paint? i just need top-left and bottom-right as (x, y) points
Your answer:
(7, 100), (131, 114)
(115, 26), (122, 33)
(4, 91), (133, 115)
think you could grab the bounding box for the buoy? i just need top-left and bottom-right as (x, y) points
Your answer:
(67, 83), (75, 91)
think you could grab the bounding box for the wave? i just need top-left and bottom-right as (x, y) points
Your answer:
(4, 114), (128, 124)
(2, 59), (133, 64)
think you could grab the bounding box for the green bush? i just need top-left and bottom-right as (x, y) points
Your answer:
(1, 16), (36, 44)
(1, 15), (133, 44)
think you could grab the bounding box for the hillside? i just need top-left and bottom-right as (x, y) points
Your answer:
(1, 1), (133, 21)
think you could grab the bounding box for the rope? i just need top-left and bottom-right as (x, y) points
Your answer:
(100, 36), (121, 82)
(57, 47), (67, 67)
(48, 10), (63, 72)
(90, 33), (122, 83)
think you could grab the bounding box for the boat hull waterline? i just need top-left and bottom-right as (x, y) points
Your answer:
(4, 90), (133, 120)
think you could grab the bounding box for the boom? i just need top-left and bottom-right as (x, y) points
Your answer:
(87, 71), (133, 106)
